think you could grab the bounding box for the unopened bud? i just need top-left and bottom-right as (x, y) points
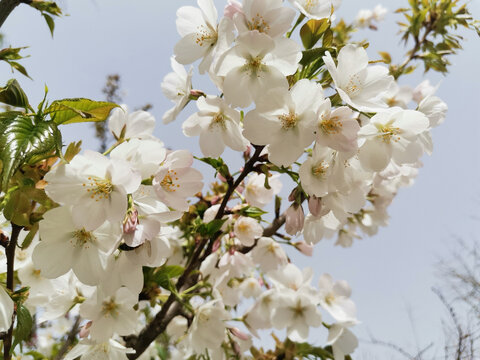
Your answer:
(308, 195), (322, 217)
(79, 321), (92, 338)
(285, 204), (304, 236)
(294, 241), (314, 256)
(230, 327), (250, 341)
(123, 209), (139, 234)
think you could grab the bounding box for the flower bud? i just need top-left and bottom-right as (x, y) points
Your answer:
(294, 241), (314, 256)
(123, 209), (138, 234)
(308, 195), (323, 217)
(285, 204), (304, 236)
(230, 327), (250, 341)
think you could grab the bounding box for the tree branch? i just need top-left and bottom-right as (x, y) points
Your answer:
(53, 316), (81, 360)
(127, 146), (266, 359)
(0, 0), (30, 29)
(3, 223), (22, 360)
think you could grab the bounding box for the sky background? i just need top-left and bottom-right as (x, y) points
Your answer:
(2, 0), (480, 358)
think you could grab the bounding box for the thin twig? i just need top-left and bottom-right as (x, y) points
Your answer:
(54, 316), (81, 360)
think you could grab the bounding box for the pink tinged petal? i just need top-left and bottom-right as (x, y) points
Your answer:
(358, 139), (392, 172)
(32, 241), (75, 279)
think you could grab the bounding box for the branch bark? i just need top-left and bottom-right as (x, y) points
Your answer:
(127, 146), (266, 359)
(3, 223), (22, 360)
(0, 0), (30, 29)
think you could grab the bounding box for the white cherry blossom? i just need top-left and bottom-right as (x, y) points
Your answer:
(233, 216), (263, 246)
(183, 96), (248, 157)
(64, 339), (135, 360)
(215, 31), (301, 108)
(153, 150), (203, 211)
(45, 150), (141, 231)
(33, 206), (121, 286)
(289, 0), (341, 20)
(0, 285), (13, 332)
(233, 0), (296, 38)
(108, 105), (155, 141)
(243, 79), (322, 166)
(162, 57), (193, 124)
(323, 44), (394, 112)
(318, 273), (357, 322)
(244, 173), (282, 208)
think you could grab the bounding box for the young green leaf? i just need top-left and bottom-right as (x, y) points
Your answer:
(45, 98), (119, 125)
(0, 79), (29, 108)
(0, 114), (61, 191)
(12, 304), (33, 350)
(300, 19), (330, 49)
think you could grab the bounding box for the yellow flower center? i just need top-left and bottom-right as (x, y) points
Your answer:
(83, 177), (114, 201)
(278, 110), (299, 130)
(195, 25), (218, 47)
(72, 228), (96, 248)
(346, 74), (362, 96)
(247, 13), (270, 33)
(161, 170), (180, 192)
(377, 124), (401, 143)
(101, 298), (119, 318)
(304, 0), (319, 12)
(320, 115), (343, 135)
(210, 112), (227, 130)
(311, 161), (329, 178)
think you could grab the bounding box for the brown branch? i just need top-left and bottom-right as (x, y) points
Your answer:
(0, 0), (31, 29)
(3, 223), (22, 360)
(127, 146), (265, 359)
(53, 316), (81, 360)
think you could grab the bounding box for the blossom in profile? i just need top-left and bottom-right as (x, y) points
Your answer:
(161, 57), (193, 124)
(108, 105), (155, 141)
(0, 285), (13, 333)
(64, 339), (135, 360)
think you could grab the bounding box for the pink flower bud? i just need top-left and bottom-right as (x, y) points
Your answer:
(79, 321), (92, 338)
(189, 89), (205, 98)
(217, 173), (227, 183)
(211, 195), (221, 205)
(308, 195), (323, 217)
(212, 237), (222, 253)
(230, 327), (251, 341)
(294, 241), (314, 256)
(123, 209), (139, 234)
(288, 188), (297, 202)
(285, 204), (304, 236)
(224, 0), (243, 19)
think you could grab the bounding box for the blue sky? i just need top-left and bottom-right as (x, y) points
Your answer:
(2, 0), (480, 358)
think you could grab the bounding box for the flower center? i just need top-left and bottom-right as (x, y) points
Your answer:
(243, 56), (265, 77)
(101, 299), (119, 318)
(346, 74), (362, 96)
(320, 115), (343, 135)
(161, 170), (180, 192)
(311, 161), (329, 178)
(72, 228), (96, 247)
(210, 112), (227, 130)
(324, 293), (336, 305)
(195, 25), (218, 47)
(247, 14), (270, 33)
(304, 0), (319, 12)
(278, 110), (299, 130)
(83, 177), (114, 201)
(377, 124), (401, 143)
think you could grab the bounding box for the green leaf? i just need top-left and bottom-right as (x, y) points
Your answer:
(300, 19), (329, 49)
(300, 47), (331, 66)
(43, 14), (55, 36)
(195, 156), (231, 179)
(0, 47), (30, 78)
(45, 98), (119, 125)
(0, 79), (29, 108)
(238, 206), (267, 219)
(0, 114), (61, 191)
(29, 1), (62, 16)
(198, 218), (227, 237)
(322, 28), (333, 47)
(12, 304), (33, 350)
(153, 265), (185, 290)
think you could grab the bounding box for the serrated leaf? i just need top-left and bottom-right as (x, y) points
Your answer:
(153, 265), (185, 290)
(300, 19), (329, 49)
(63, 140), (82, 163)
(195, 156), (231, 179)
(13, 304), (33, 350)
(0, 79), (29, 108)
(322, 28), (333, 47)
(0, 114), (61, 191)
(300, 47), (331, 66)
(45, 98), (119, 125)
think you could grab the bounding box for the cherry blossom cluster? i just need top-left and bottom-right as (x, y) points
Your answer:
(0, 0), (449, 359)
